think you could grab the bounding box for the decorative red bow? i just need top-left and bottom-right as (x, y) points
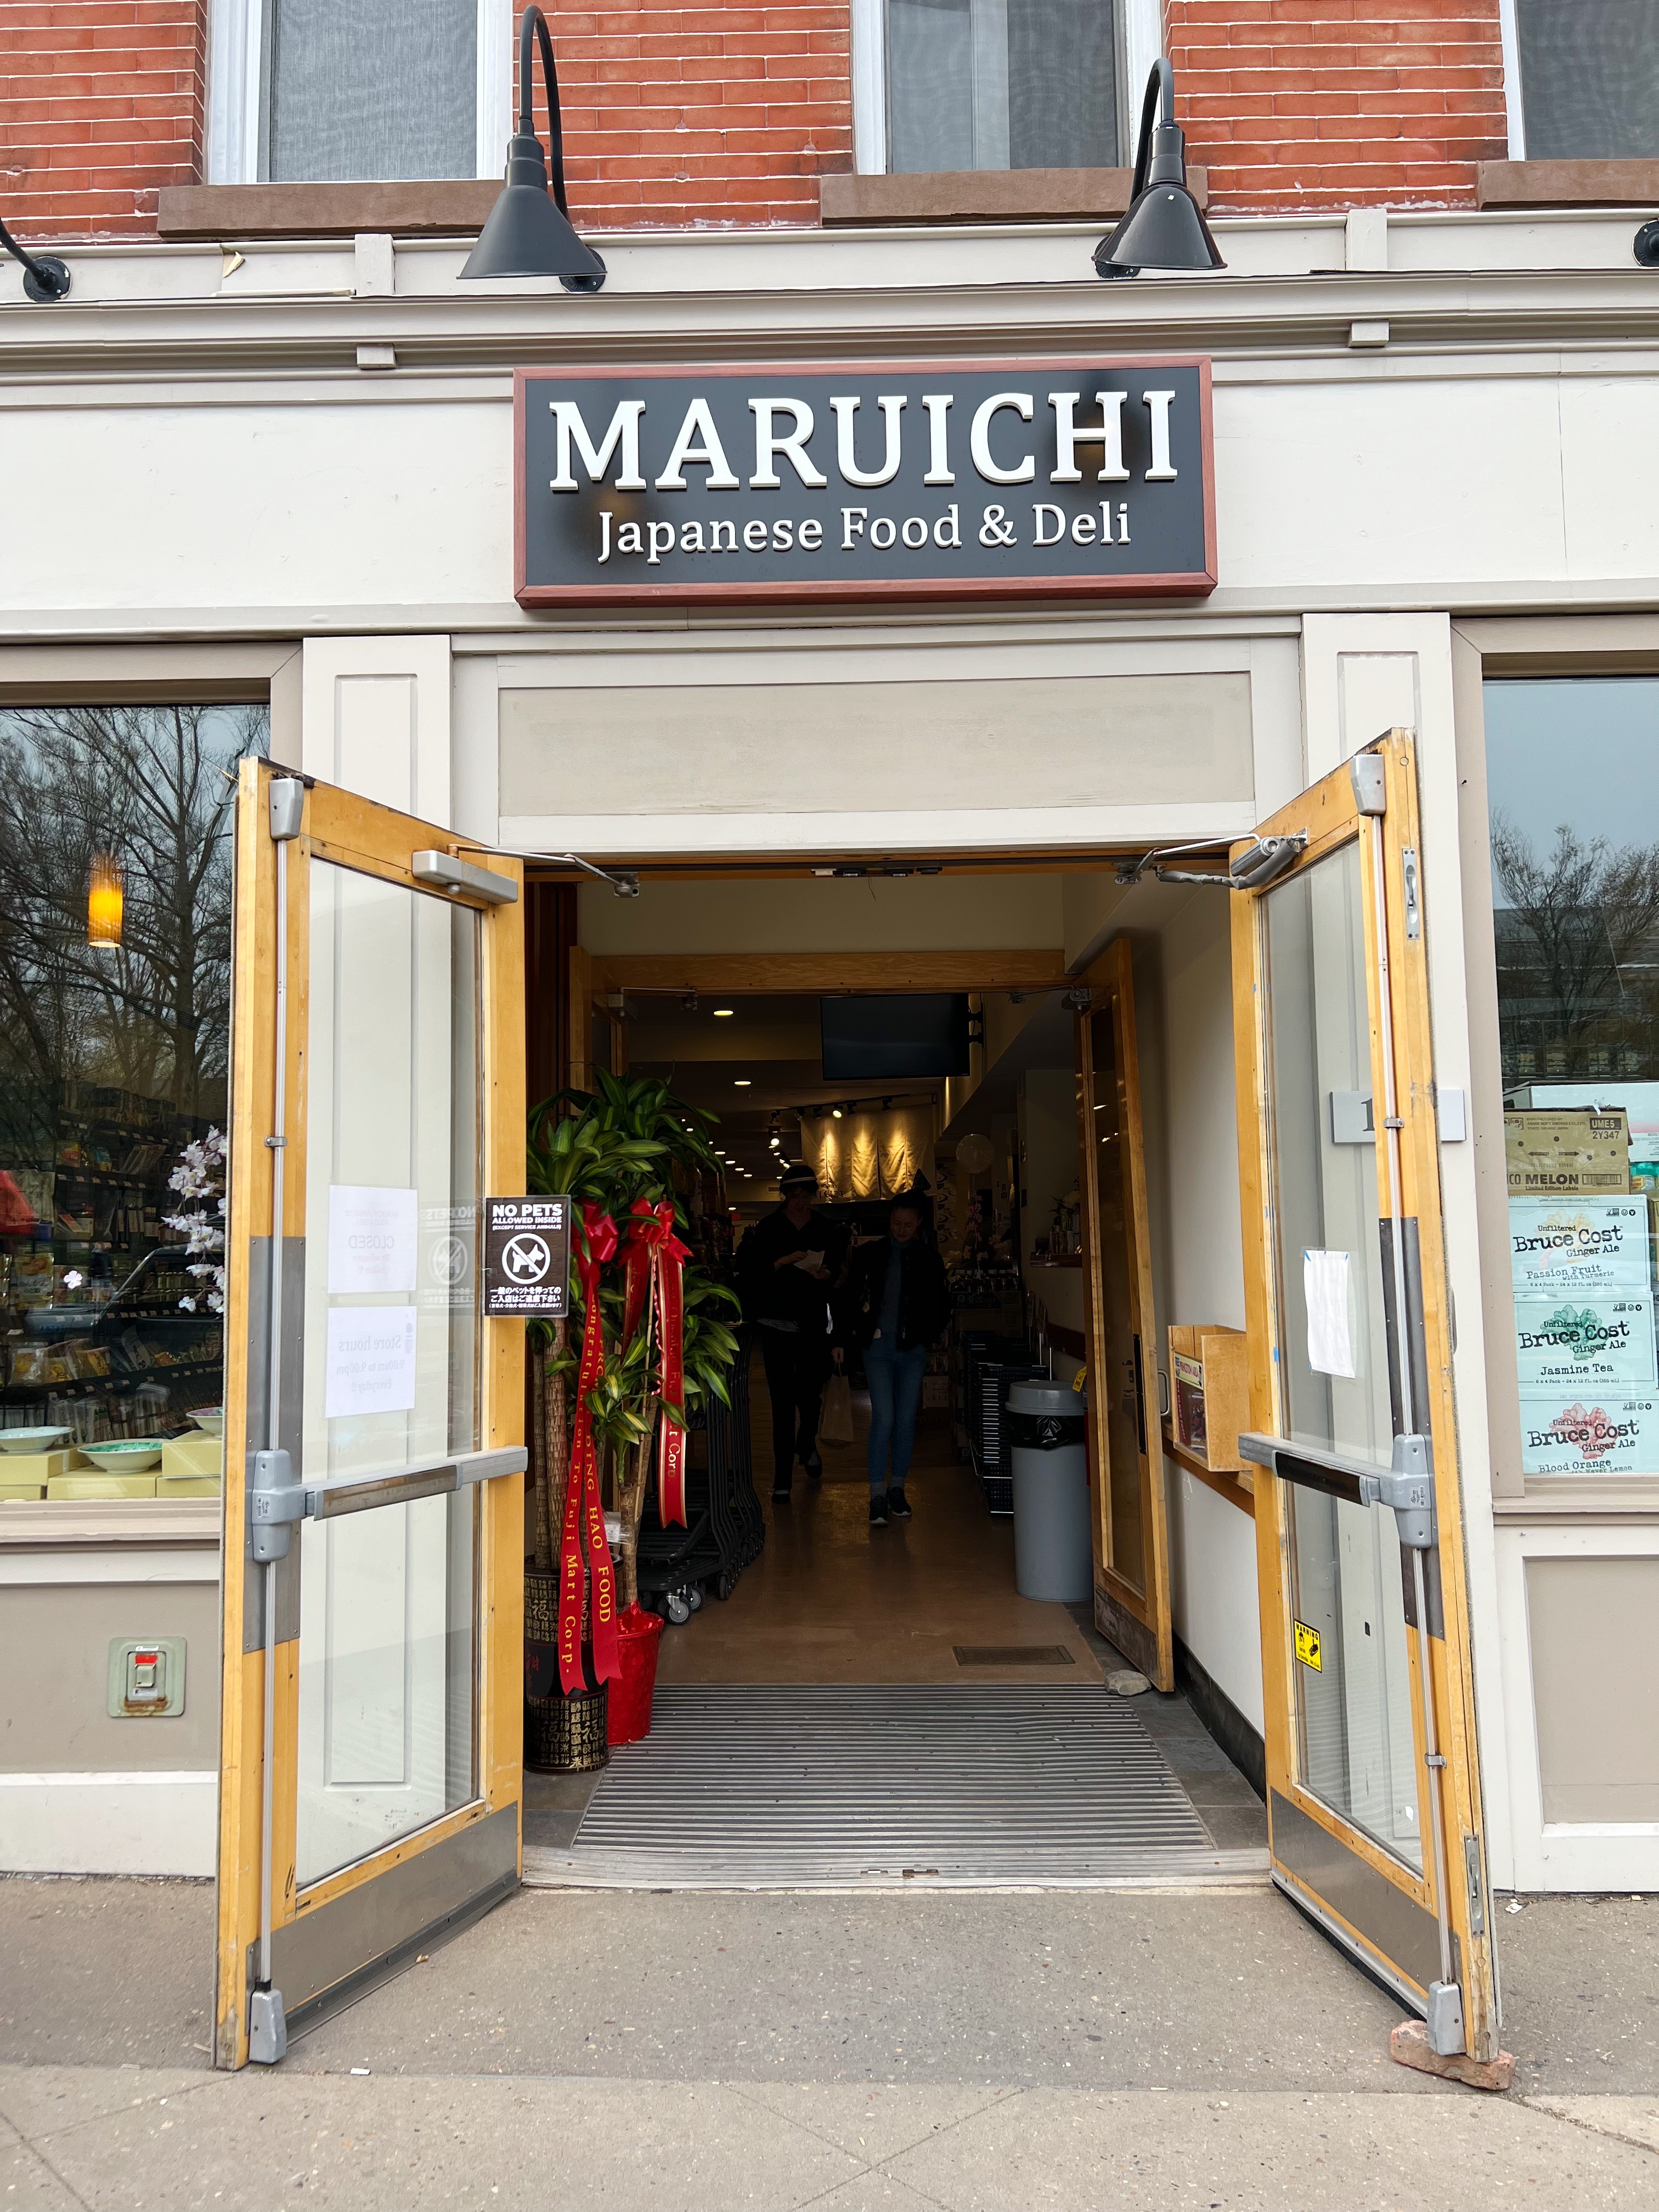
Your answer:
(625, 1198), (692, 1527)
(556, 1204), (620, 1693)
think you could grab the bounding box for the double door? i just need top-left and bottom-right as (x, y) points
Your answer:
(1076, 735), (1497, 2062)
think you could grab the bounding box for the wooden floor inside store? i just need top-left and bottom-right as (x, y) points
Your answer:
(654, 1374), (1103, 1688)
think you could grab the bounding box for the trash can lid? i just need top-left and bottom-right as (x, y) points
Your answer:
(1007, 1379), (1082, 1417)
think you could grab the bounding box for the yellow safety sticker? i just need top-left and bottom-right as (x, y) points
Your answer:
(1294, 1621), (1322, 1672)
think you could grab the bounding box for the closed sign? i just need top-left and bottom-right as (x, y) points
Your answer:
(515, 358), (1215, 607)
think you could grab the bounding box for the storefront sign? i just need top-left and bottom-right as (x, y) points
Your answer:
(515, 358), (1215, 607)
(483, 1197), (569, 1318)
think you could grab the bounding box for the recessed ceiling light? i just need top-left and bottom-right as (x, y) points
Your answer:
(733, 1079), (751, 1087)
(713, 1007), (734, 1018)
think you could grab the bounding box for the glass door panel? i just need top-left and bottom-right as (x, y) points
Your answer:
(296, 865), (483, 1886)
(1261, 840), (1423, 1872)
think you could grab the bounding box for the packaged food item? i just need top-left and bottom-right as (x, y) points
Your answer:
(1508, 1198), (1651, 1294)
(1511, 1293), (1658, 1390)
(1505, 1109), (1629, 1195)
(1519, 1395), (1659, 1477)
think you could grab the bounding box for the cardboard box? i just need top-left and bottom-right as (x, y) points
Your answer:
(1167, 1323), (1249, 1471)
(1506, 1109), (1629, 1196)
(1508, 1198), (1651, 1294)
(1512, 1292), (1657, 1390)
(161, 1430), (223, 1482)
(45, 1471), (158, 1500)
(0, 1447), (87, 1486)
(1519, 1393), (1659, 1477)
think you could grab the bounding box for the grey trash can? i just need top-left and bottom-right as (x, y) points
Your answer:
(1007, 1378), (1092, 1602)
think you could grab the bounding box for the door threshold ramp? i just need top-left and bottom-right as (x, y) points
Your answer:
(523, 1845), (1272, 1892)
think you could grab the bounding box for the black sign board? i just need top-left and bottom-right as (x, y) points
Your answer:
(515, 357), (1215, 608)
(483, 1197), (569, 1318)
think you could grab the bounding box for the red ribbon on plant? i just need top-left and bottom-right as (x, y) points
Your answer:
(626, 1198), (692, 1527)
(557, 1204), (621, 1694)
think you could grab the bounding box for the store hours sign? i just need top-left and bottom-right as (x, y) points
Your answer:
(514, 358), (1215, 607)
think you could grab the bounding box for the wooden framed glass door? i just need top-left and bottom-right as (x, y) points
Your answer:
(1075, 935), (1172, 1690)
(215, 763), (527, 2069)
(1231, 732), (1498, 2062)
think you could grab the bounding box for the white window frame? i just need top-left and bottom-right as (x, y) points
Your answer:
(1497, 0), (1526, 160)
(206, 0), (512, 185)
(853, 0), (1162, 176)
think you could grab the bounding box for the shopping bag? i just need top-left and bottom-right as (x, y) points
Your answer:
(819, 1372), (855, 1447)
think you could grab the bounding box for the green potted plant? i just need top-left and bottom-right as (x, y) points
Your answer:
(524, 1071), (740, 1760)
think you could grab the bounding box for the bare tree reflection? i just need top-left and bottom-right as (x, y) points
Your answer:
(1492, 812), (1659, 1087)
(0, 706), (268, 1115)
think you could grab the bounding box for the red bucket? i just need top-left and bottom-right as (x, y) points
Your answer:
(606, 1602), (665, 1746)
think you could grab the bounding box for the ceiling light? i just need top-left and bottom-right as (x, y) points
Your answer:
(713, 1007), (734, 1018)
(733, 1079), (751, 1087)
(831, 1108), (842, 1119)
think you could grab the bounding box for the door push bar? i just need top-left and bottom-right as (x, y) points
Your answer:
(1238, 1431), (1436, 1550)
(249, 1444), (528, 1561)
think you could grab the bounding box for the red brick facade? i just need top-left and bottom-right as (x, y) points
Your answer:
(2, 1), (1514, 244)
(548, 1), (854, 230)
(1, 0), (205, 240)
(1166, 1), (1509, 213)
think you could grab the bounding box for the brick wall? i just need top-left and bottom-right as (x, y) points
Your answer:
(543, 0), (853, 229)
(1165, 0), (1510, 213)
(1, 1), (205, 241)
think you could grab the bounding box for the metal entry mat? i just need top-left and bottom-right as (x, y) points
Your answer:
(523, 1686), (1269, 1891)
(953, 1644), (1076, 1667)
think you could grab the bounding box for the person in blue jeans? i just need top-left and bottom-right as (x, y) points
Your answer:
(837, 1192), (951, 1528)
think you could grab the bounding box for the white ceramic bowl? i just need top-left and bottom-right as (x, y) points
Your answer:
(189, 1409), (224, 1438)
(0, 1426), (71, 1455)
(80, 1441), (165, 1474)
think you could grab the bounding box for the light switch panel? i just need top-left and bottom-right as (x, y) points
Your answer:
(106, 1637), (186, 1718)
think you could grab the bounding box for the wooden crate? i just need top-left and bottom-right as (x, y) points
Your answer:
(1167, 1323), (1249, 1474)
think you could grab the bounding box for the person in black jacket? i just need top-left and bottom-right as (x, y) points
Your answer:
(737, 1163), (846, 1501)
(838, 1190), (950, 1528)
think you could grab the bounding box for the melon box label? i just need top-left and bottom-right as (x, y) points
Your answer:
(1511, 1292), (1658, 1389)
(1508, 1198), (1651, 1293)
(1519, 1395), (1659, 1477)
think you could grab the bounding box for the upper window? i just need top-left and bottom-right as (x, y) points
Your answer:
(884, 0), (1125, 173)
(1515, 1), (1659, 161)
(264, 0), (478, 181)
(209, 0), (505, 185)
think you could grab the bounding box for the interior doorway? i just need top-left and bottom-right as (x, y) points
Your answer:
(517, 873), (1271, 1889)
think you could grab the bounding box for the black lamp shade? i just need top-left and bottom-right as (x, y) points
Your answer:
(1094, 179), (1224, 278)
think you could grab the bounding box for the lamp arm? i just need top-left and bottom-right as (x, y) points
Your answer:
(1128, 57), (1173, 203)
(518, 3), (571, 217)
(0, 211), (70, 301)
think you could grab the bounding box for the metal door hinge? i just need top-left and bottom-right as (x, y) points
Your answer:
(1402, 845), (1421, 939)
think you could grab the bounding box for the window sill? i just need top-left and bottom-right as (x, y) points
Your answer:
(818, 167), (1207, 228)
(1477, 160), (1659, 210)
(156, 180), (501, 241)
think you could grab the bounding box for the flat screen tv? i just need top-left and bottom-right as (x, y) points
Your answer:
(820, 994), (972, 1080)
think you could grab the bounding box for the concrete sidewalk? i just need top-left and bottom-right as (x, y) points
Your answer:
(3, 1878), (1656, 2209)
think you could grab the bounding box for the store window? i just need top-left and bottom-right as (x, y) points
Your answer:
(1486, 676), (1659, 1480)
(0, 703), (269, 1503)
(884, 0), (1124, 173)
(1514, 2), (1659, 161)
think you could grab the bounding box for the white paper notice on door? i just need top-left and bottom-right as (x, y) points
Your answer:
(1304, 1249), (1357, 1379)
(329, 1185), (418, 1295)
(325, 1306), (418, 1419)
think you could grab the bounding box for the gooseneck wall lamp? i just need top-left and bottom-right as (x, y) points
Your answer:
(1094, 58), (1223, 280)
(461, 4), (606, 290)
(0, 211), (70, 303)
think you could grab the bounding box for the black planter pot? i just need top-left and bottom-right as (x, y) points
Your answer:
(524, 1567), (610, 1773)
